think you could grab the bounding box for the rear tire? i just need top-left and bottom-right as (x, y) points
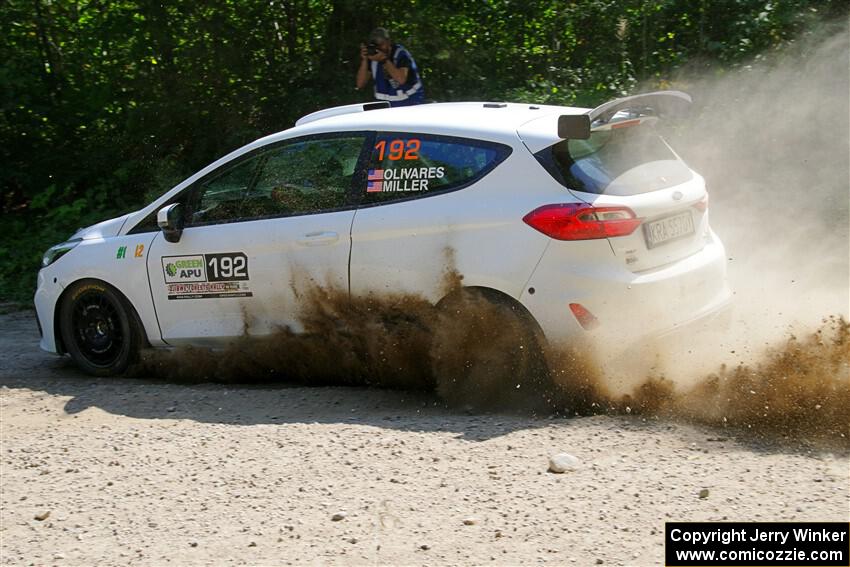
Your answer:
(430, 289), (551, 411)
(59, 280), (142, 376)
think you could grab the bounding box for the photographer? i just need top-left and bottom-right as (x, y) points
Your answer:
(356, 27), (425, 107)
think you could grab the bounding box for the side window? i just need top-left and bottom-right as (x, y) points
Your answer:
(193, 155), (261, 224)
(190, 135), (365, 225)
(362, 133), (511, 205)
(253, 137), (363, 216)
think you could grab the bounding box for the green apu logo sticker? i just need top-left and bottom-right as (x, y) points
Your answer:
(116, 246), (127, 259)
(161, 255), (207, 284)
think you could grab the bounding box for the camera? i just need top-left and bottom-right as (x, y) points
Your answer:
(367, 41), (380, 56)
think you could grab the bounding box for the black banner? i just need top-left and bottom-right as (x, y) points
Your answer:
(205, 252), (249, 282)
(666, 522), (849, 566)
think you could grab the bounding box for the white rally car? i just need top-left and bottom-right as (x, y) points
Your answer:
(35, 91), (731, 376)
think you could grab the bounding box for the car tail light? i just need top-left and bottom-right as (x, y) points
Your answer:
(569, 303), (599, 330)
(693, 194), (708, 212)
(523, 204), (641, 240)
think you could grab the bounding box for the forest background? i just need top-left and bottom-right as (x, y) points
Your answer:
(1, 0), (847, 302)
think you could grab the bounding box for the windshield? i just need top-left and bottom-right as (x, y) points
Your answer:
(535, 124), (692, 196)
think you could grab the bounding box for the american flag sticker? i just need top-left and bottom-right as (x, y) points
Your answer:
(368, 169), (384, 181)
(367, 180), (383, 193)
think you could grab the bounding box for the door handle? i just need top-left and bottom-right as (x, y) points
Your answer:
(297, 231), (340, 246)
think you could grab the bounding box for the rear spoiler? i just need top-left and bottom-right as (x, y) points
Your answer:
(556, 90), (692, 140)
(588, 90), (692, 124)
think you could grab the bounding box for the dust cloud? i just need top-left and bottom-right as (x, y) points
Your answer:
(137, 288), (849, 449)
(668, 316), (849, 444)
(596, 22), (850, 446)
(588, 21), (850, 391)
(651, 21), (849, 376)
(137, 24), (848, 449)
(139, 286), (438, 390)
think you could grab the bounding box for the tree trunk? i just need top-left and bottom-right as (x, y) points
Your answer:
(33, 0), (61, 103)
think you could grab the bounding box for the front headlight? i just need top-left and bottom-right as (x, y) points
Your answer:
(42, 239), (81, 268)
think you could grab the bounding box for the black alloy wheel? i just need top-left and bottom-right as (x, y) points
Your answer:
(59, 281), (141, 376)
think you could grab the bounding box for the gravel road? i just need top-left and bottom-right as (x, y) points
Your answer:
(1, 309), (847, 566)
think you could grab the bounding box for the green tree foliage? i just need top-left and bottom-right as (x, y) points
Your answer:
(0, 0), (846, 301)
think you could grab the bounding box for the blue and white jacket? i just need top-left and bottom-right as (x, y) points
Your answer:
(370, 43), (425, 106)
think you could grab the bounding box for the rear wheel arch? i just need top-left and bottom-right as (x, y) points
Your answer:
(437, 285), (546, 339)
(431, 285), (553, 410)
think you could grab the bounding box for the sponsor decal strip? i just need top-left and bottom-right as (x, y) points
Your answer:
(166, 282), (252, 300)
(162, 252), (251, 300)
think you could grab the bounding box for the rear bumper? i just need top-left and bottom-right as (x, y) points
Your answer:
(520, 232), (732, 348)
(653, 289), (733, 338)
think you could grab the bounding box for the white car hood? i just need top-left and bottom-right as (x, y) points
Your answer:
(70, 214), (131, 241)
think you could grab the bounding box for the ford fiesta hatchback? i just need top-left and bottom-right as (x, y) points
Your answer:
(35, 91), (731, 377)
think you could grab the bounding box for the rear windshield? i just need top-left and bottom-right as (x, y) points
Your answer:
(534, 124), (692, 196)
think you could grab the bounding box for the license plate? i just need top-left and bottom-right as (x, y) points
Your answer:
(644, 212), (694, 249)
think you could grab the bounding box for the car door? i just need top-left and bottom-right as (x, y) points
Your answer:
(146, 133), (369, 345)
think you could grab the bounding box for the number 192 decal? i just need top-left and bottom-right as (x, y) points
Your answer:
(206, 252), (249, 282)
(374, 138), (420, 161)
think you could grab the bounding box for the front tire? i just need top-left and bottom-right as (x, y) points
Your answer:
(59, 281), (141, 376)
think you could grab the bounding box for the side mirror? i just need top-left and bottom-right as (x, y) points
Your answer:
(157, 203), (184, 243)
(558, 115), (591, 140)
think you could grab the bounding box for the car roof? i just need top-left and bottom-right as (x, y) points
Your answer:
(125, 92), (691, 233)
(126, 101), (590, 231)
(271, 101), (591, 144)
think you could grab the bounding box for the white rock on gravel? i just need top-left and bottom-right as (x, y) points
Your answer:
(548, 453), (580, 473)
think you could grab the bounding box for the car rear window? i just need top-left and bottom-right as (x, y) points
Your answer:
(534, 124), (692, 196)
(361, 133), (511, 205)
